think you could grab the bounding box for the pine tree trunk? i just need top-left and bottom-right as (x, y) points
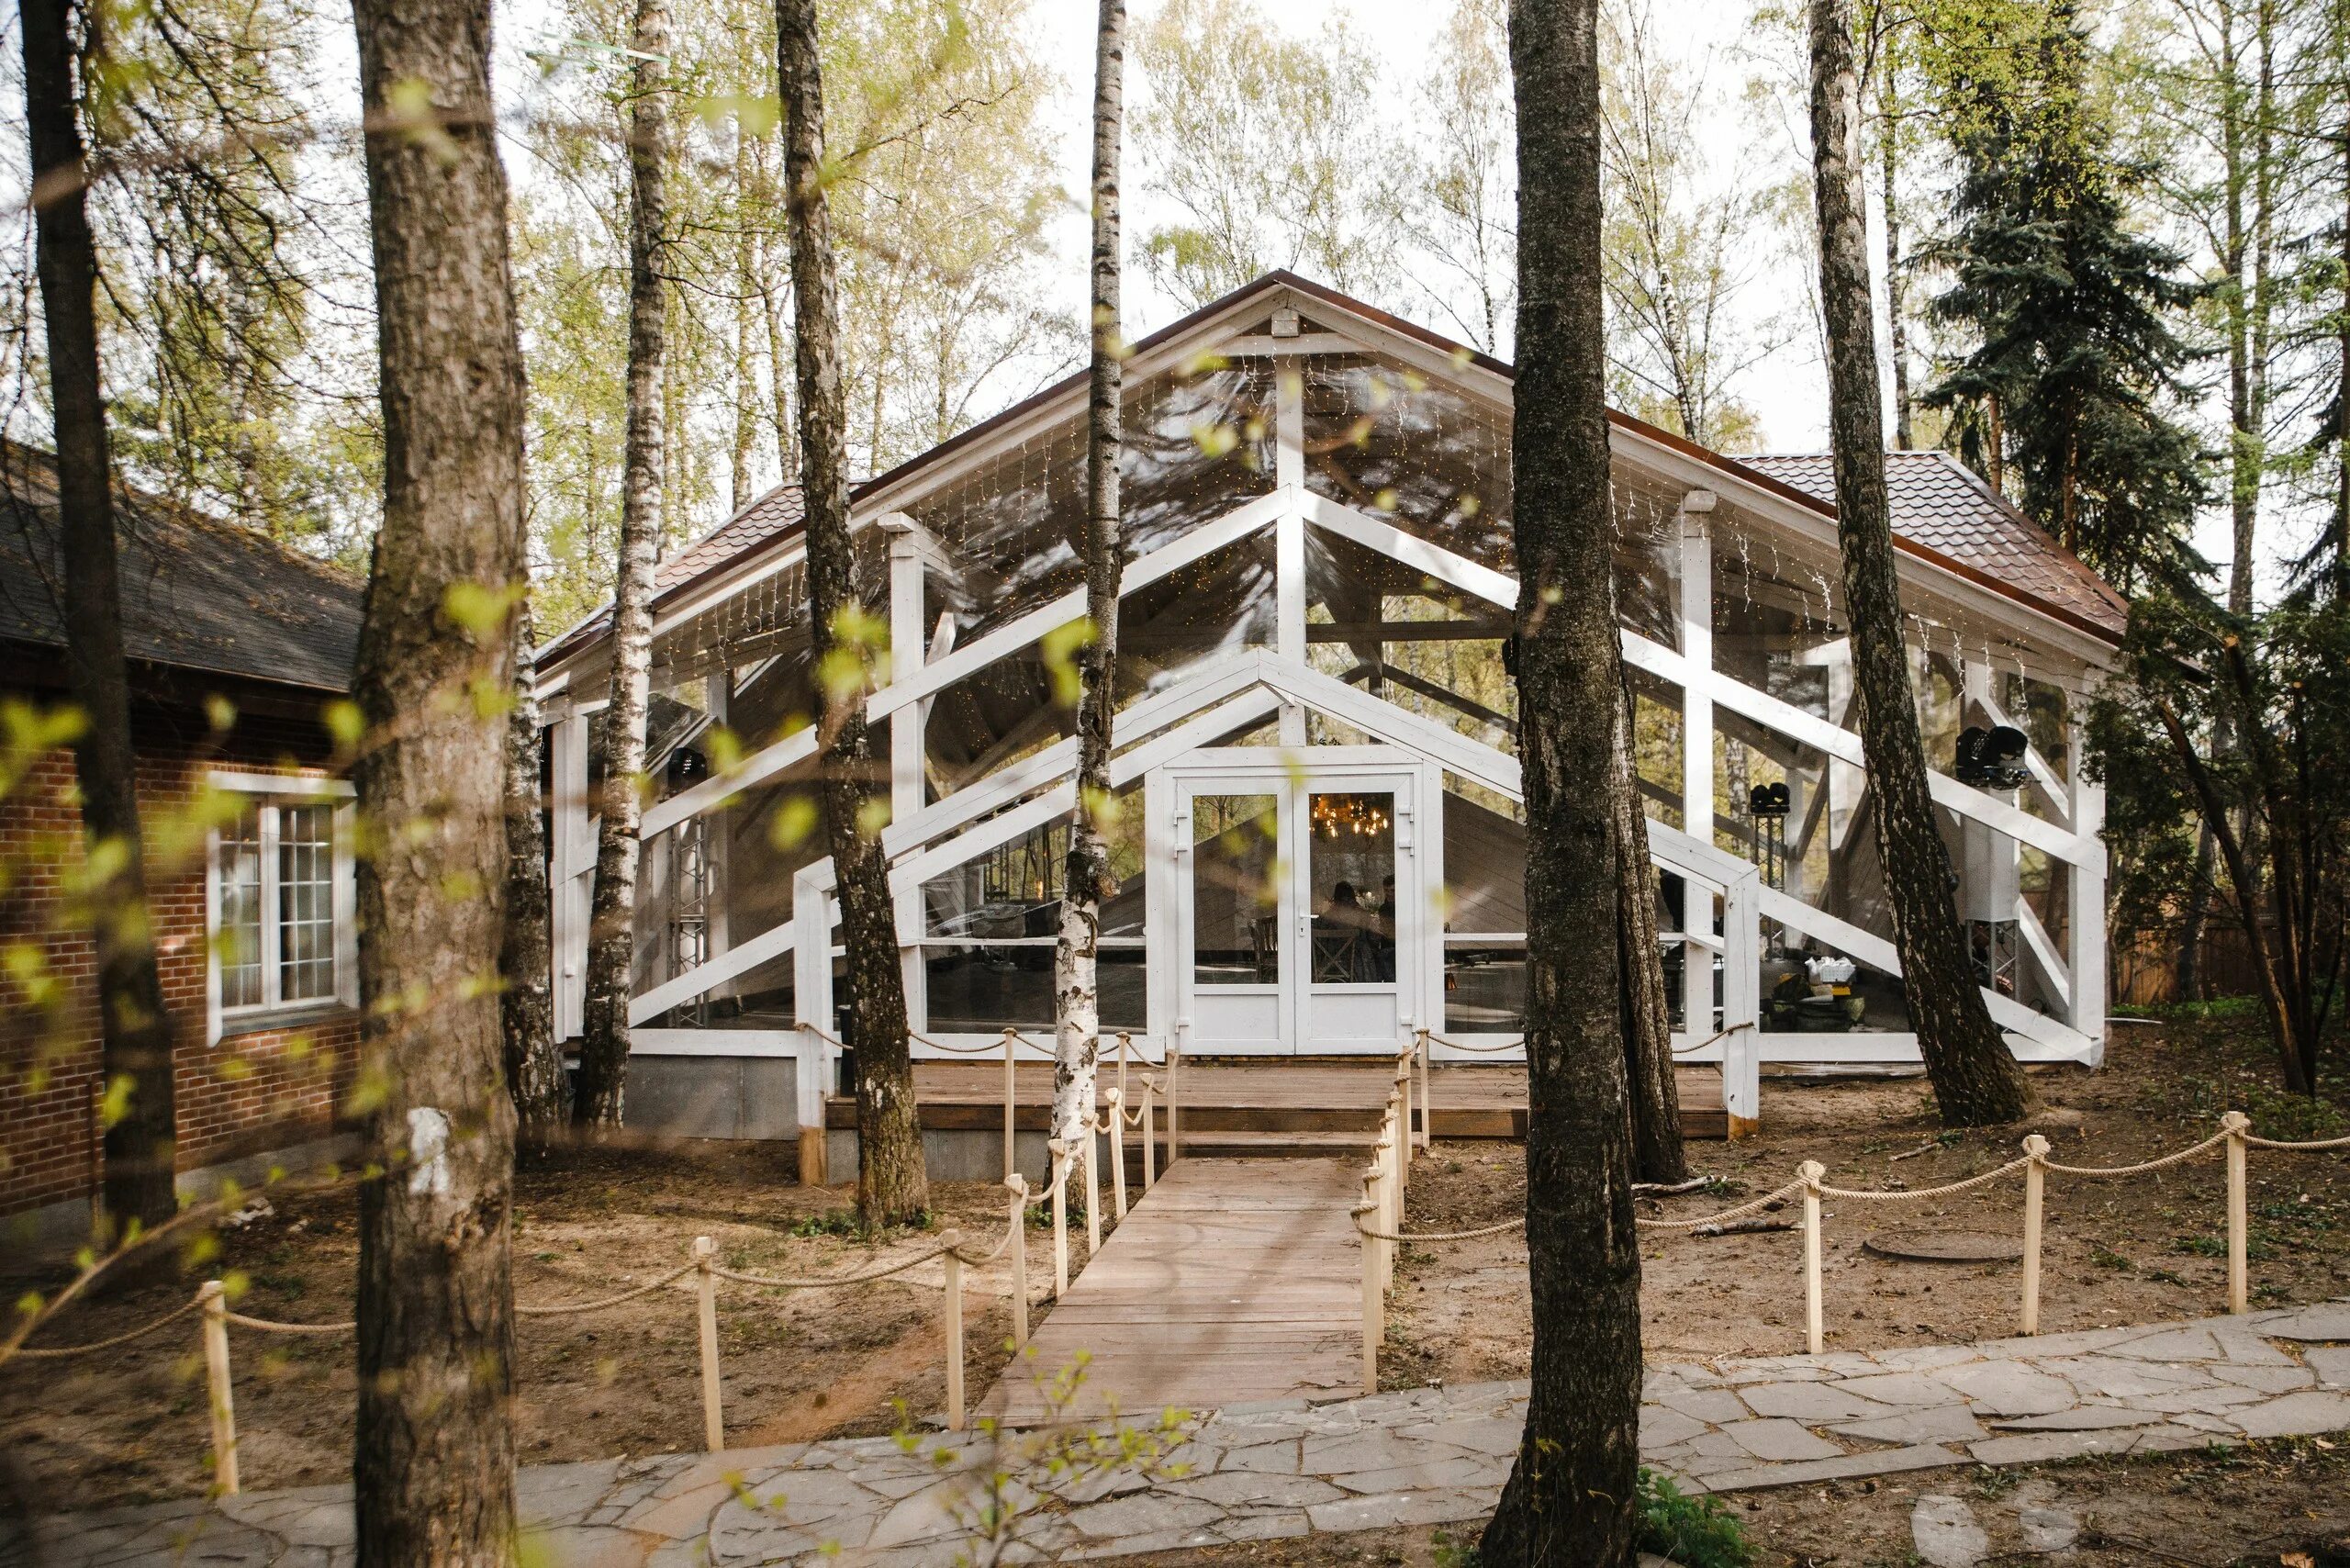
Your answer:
(504, 604), (564, 1142)
(574, 0), (670, 1130)
(1808, 0), (2029, 1128)
(778, 0), (927, 1223)
(21, 0), (180, 1241)
(1613, 667), (1685, 1183)
(1054, 0), (1126, 1156)
(347, 0), (527, 1548)
(1478, 0), (1643, 1559)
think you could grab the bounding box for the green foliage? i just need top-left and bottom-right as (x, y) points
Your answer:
(1919, 0), (2209, 595)
(1637, 1467), (1756, 1568)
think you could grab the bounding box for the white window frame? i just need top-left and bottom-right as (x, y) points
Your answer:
(206, 771), (358, 1042)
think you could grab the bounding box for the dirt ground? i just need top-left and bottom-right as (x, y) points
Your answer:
(1, 1141), (1045, 1506)
(4, 1006), (2346, 1566)
(1390, 1012), (2350, 1385)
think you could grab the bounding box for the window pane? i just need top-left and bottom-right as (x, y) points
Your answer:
(218, 805), (263, 1008)
(278, 805), (336, 1002)
(1191, 793), (1279, 986)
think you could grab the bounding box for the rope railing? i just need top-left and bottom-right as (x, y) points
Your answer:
(1349, 1104), (2347, 1383)
(17, 1174), (1035, 1495)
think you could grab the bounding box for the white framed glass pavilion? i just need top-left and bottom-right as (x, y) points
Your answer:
(532, 273), (2121, 1154)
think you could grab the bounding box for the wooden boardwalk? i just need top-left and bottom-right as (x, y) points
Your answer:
(979, 1158), (1365, 1427)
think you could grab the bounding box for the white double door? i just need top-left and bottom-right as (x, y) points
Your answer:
(1157, 749), (1426, 1056)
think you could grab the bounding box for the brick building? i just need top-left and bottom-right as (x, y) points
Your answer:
(1, 443), (364, 1245)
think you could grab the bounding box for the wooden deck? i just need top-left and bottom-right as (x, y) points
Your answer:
(979, 1158), (1365, 1427)
(829, 1059), (1727, 1140)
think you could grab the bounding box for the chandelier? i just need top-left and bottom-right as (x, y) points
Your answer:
(1311, 794), (1390, 839)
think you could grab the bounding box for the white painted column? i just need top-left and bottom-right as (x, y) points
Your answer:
(793, 868), (835, 1184)
(1274, 339), (1308, 747)
(551, 710), (591, 1041)
(883, 515), (929, 1033)
(1677, 490), (1716, 1036)
(705, 670), (732, 965)
(2068, 714), (2107, 1065)
(1720, 869), (1762, 1136)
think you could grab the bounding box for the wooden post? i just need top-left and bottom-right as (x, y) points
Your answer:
(1799, 1160), (1825, 1355)
(1001, 1027), (1018, 1181)
(1376, 1131), (1396, 1294)
(2223, 1111), (2250, 1315)
(2020, 1134), (2049, 1336)
(1395, 1053), (1412, 1179)
(1048, 1139), (1069, 1297)
(694, 1236), (723, 1451)
(1005, 1175), (1030, 1350)
(1357, 1164), (1382, 1394)
(940, 1230), (964, 1432)
(1141, 1086), (1157, 1191)
(1416, 1031), (1433, 1150)
(199, 1280), (239, 1496)
(1168, 1044), (1181, 1160)
(1107, 1088), (1128, 1219)
(1116, 1031), (1131, 1109)
(1083, 1112), (1102, 1257)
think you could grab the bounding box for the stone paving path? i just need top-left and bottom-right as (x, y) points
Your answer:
(9, 1300), (2344, 1568)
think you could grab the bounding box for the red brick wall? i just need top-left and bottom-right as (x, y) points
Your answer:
(1, 703), (362, 1220)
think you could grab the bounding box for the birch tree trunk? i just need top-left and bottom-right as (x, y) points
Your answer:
(21, 0), (180, 1240)
(778, 0), (928, 1223)
(1053, 0), (1127, 1162)
(1479, 0), (1643, 1558)
(504, 604), (564, 1142)
(574, 0), (671, 1130)
(1809, 0), (2028, 1127)
(347, 0), (527, 1548)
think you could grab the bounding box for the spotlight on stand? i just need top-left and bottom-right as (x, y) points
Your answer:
(1955, 724), (2030, 790)
(1748, 781), (1791, 820)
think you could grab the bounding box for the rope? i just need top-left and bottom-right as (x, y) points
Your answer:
(2245, 1131), (2350, 1150)
(713, 1245), (952, 1290)
(798, 1022), (845, 1049)
(1635, 1181), (1809, 1232)
(516, 1262), (699, 1316)
(9, 1298), (198, 1361)
(1673, 1022), (1754, 1057)
(1415, 1028), (1525, 1054)
(1352, 1204), (1525, 1243)
(908, 1030), (1010, 1056)
(224, 1312), (354, 1335)
(2041, 1128), (2234, 1178)
(1817, 1158), (2030, 1203)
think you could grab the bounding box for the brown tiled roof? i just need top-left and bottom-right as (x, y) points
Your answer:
(0, 442), (363, 694)
(1736, 451), (2129, 640)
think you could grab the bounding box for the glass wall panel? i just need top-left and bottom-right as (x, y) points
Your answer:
(1629, 668), (1684, 832)
(1443, 787), (1526, 1033)
(920, 785), (1147, 1032)
(1305, 528), (1514, 751)
(906, 364), (1278, 644)
(1301, 353), (1514, 571)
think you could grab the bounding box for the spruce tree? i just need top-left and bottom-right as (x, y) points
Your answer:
(1921, 0), (2207, 593)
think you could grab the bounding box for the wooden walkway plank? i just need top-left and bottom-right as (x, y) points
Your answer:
(978, 1157), (1366, 1427)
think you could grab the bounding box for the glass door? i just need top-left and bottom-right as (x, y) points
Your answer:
(1175, 786), (1289, 1054)
(1297, 780), (1415, 1051)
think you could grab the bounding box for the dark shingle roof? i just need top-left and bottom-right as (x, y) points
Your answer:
(1736, 451), (2130, 640)
(0, 443), (363, 694)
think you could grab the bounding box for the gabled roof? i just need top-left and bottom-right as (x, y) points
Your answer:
(1739, 452), (2128, 639)
(0, 442), (363, 695)
(542, 270), (2130, 668)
